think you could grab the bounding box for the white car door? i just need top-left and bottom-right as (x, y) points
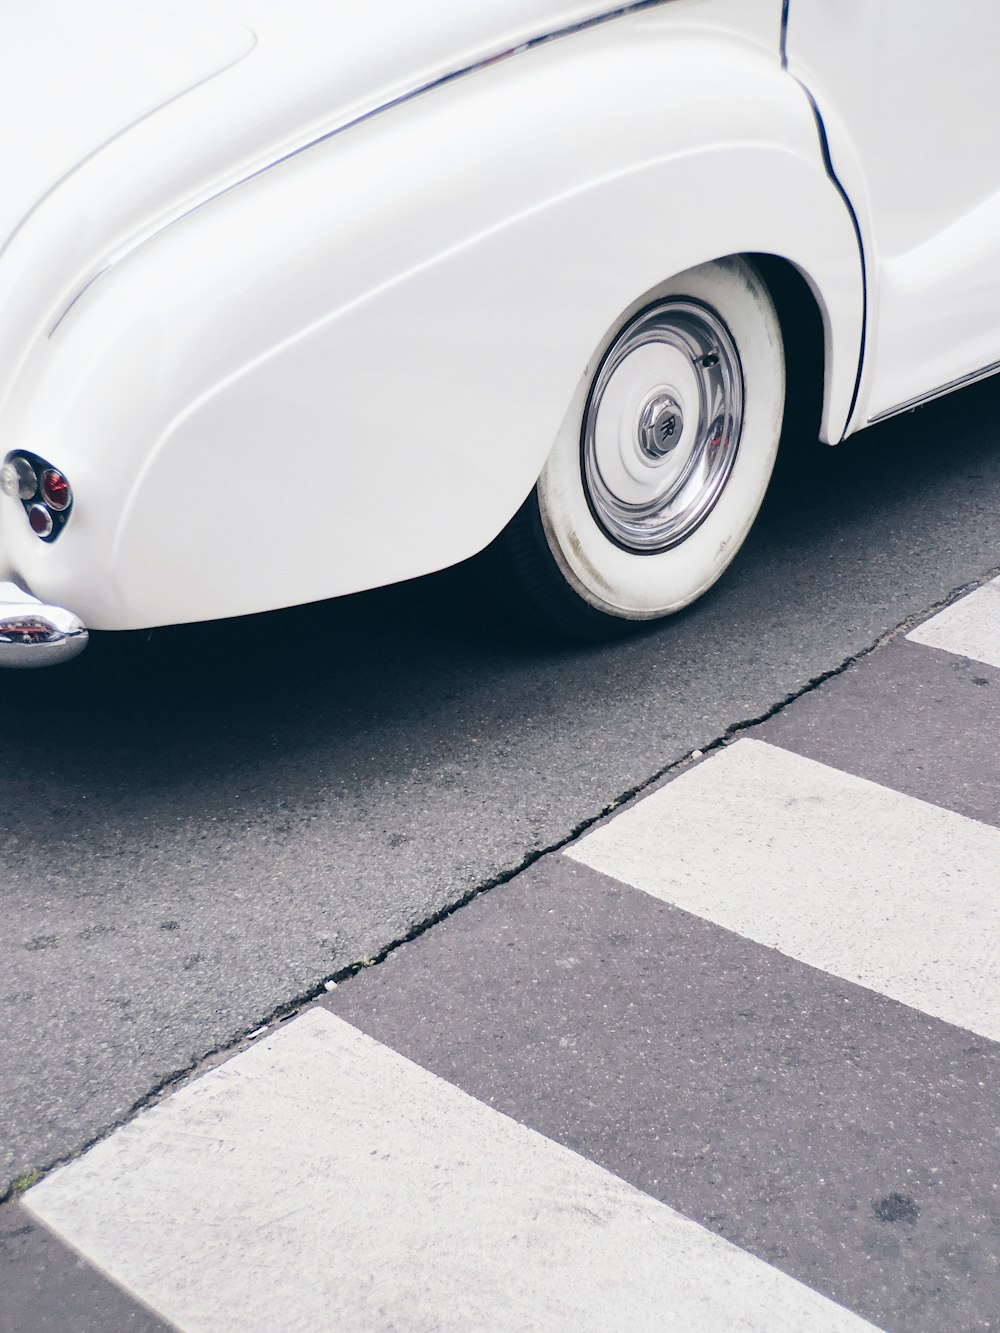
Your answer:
(786, 0), (1000, 426)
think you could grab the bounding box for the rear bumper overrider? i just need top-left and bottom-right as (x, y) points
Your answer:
(0, 581), (88, 667)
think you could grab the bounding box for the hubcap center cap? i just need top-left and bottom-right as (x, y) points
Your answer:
(638, 393), (684, 460)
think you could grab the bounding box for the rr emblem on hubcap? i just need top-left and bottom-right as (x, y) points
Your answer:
(638, 394), (684, 460)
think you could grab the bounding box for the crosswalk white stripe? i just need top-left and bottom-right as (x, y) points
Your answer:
(24, 1008), (878, 1333)
(567, 737), (1000, 1042)
(906, 577), (1000, 666)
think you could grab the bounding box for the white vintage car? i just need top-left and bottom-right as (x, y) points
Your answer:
(2, 0), (998, 665)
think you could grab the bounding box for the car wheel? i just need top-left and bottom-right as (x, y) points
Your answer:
(494, 257), (785, 639)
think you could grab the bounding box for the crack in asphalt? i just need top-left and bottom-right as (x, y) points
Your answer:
(4, 563), (997, 1206)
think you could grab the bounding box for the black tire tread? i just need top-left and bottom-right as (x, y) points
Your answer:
(483, 491), (639, 643)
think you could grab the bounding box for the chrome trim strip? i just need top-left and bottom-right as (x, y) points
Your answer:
(0, 581), (88, 667)
(48, 0), (676, 336)
(868, 359), (1000, 424)
(48, 265), (110, 337)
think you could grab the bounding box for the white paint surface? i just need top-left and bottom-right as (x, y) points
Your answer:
(568, 738), (1000, 1041)
(2, 4), (861, 629)
(906, 578), (1000, 668)
(25, 1008), (876, 1333)
(0, 2), (253, 248)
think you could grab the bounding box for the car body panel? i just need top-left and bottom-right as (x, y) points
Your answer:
(0, 9), (863, 629)
(0, 1), (255, 251)
(0, 0), (779, 414)
(785, 0), (1000, 427)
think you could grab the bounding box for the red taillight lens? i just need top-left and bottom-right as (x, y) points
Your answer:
(28, 504), (53, 537)
(39, 468), (71, 511)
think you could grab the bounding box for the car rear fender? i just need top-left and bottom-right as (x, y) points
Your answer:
(4, 15), (862, 629)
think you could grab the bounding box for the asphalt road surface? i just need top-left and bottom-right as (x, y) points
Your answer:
(3, 374), (1000, 1200)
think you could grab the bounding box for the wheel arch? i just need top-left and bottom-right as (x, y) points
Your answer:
(750, 253), (828, 450)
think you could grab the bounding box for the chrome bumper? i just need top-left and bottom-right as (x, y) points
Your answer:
(0, 581), (88, 667)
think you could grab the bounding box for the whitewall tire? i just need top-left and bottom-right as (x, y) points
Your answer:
(496, 257), (785, 638)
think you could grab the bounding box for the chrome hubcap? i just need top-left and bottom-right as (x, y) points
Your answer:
(582, 299), (744, 553)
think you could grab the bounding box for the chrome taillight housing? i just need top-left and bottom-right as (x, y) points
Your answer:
(1, 452), (73, 541)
